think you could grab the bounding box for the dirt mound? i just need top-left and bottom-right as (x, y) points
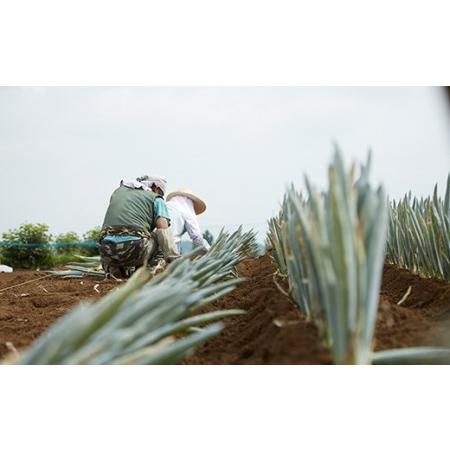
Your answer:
(184, 256), (450, 364)
(0, 271), (119, 359)
(381, 264), (450, 319)
(184, 256), (332, 364)
(375, 265), (450, 350)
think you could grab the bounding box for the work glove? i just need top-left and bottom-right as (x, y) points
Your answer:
(153, 228), (180, 262)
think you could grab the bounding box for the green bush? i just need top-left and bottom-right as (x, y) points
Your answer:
(55, 231), (80, 255)
(1, 223), (53, 269)
(82, 227), (101, 256)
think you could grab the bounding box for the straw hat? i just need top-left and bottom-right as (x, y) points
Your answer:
(166, 188), (207, 215)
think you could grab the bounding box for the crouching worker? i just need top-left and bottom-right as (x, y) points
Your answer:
(99, 175), (179, 278)
(167, 188), (210, 254)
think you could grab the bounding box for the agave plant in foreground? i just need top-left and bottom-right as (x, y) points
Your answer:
(286, 151), (388, 364)
(268, 150), (450, 365)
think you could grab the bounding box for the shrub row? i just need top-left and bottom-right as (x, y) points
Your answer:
(0, 224), (101, 269)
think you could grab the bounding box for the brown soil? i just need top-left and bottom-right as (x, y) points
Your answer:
(375, 264), (450, 350)
(1, 257), (449, 364)
(0, 270), (120, 359)
(183, 256), (450, 364)
(183, 256), (332, 364)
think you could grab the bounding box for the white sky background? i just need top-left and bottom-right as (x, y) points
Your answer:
(1, 86), (449, 241)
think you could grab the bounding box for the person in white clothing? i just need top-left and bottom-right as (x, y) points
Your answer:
(166, 188), (211, 253)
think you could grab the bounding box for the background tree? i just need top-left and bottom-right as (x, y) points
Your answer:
(1, 223), (53, 269)
(55, 231), (80, 255)
(82, 227), (101, 256)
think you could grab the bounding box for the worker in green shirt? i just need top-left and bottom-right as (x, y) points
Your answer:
(99, 175), (179, 277)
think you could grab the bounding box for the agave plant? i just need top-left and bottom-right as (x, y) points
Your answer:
(289, 151), (388, 363)
(209, 227), (260, 258)
(267, 202), (288, 276)
(267, 151), (388, 363)
(266, 190), (314, 315)
(18, 269), (243, 364)
(386, 174), (450, 281)
(11, 228), (257, 365)
(282, 189), (313, 318)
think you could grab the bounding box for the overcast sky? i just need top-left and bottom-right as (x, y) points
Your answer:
(1, 87), (449, 240)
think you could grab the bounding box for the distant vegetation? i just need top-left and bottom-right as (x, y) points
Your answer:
(0, 225), (266, 269)
(55, 231), (81, 255)
(0, 224), (101, 269)
(1, 223), (54, 269)
(82, 227), (102, 256)
(0, 226), (219, 268)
